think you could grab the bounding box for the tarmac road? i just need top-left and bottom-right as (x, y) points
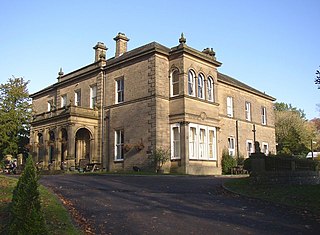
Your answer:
(40, 174), (320, 235)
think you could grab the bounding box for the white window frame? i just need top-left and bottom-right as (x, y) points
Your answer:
(116, 78), (124, 103)
(74, 90), (81, 107)
(90, 85), (97, 109)
(246, 140), (254, 157)
(198, 126), (207, 159)
(228, 137), (235, 156)
(188, 70), (195, 96)
(208, 127), (217, 160)
(47, 100), (53, 111)
(188, 124), (217, 161)
(171, 123), (181, 159)
(61, 94), (67, 108)
(189, 124), (198, 160)
(207, 76), (214, 102)
(115, 130), (124, 161)
(261, 106), (267, 125)
(262, 142), (269, 155)
(197, 73), (204, 99)
(227, 96), (233, 117)
(170, 70), (179, 97)
(245, 101), (251, 121)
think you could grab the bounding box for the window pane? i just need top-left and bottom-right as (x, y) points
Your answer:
(188, 71), (194, 95)
(172, 126), (180, 158)
(172, 83), (179, 96)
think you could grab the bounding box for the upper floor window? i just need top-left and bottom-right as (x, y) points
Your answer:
(188, 70), (195, 96)
(261, 106), (267, 125)
(245, 102), (251, 121)
(61, 94), (67, 108)
(75, 90), (81, 106)
(116, 78), (124, 103)
(227, 96), (233, 117)
(197, 73), (204, 99)
(171, 70), (179, 97)
(207, 76), (214, 102)
(90, 85), (97, 109)
(47, 100), (53, 111)
(115, 130), (124, 161)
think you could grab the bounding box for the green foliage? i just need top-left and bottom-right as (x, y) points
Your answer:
(8, 155), (47, 235)
(0, 77), (32, 160)
(315, 66), (320, 89)
(243, 158), (251, 173)
(274, 102), (316, 156)
(148, 147), (170, 172)
(221, 149), (237, 175)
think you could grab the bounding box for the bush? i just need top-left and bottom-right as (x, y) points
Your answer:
(221, 149), (237, 174)
(148, 147), (170, 173)
(243, 158), (251, 173)
(8, 155), (47, 235)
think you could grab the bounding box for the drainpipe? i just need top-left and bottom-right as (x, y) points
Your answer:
(236, 120), (239, 160)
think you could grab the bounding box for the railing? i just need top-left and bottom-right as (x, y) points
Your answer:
(32, 106), (99, 122)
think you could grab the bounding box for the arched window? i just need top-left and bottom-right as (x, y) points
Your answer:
(207, 76), (214, 102)
(188, 70), (195, 96)
(198, 73), (204, 99)
(171, 70), (179, 96)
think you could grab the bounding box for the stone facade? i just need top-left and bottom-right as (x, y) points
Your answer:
(30, 33), (276, 175)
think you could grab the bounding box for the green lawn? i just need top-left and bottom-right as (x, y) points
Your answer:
(224, 177), (320, 214)
(0, 175), (81, 235)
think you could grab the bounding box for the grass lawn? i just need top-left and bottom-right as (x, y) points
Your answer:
(224, 177), (320, 214)
(0, 175), (81, 235)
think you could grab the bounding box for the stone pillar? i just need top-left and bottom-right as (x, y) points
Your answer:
(180, 121), (189, 174)
(67, 125), (76, 169)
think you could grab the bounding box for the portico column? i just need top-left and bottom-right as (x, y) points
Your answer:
(56, 128), (62, 169)
(180, 121), (189, 174)
(67, 125), (76, 167)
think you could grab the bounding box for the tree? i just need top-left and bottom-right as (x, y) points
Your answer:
(0, 77), (32, 160)
(274, 102), (316, 155)
(315, 66), (320, 89)
(8, 155), (47, 234)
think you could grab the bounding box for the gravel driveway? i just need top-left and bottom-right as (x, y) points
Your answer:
(40, 174), (320, 235)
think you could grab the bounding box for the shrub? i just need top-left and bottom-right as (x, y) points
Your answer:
(243, 158), (251, 173)
(221, 149), (237, 174)
(148, 147), (170, 173)
(8, 155), (47, 235)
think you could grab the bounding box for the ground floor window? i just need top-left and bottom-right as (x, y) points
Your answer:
(115, 130), (124, 161)
(228, 137), (235, 156)
(171, 124), (181, 159)
(262, 142), (269, 155)
(189, 124), (217, 160)
(246, 140), (254, 157)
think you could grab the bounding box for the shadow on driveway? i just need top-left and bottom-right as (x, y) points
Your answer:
(40, 175), (320, 235)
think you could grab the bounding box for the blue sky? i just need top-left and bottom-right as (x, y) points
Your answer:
(1, 0), (319, 119)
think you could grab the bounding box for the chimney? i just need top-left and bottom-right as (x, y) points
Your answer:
(93, 42), (107, 62)
(113, 32), (129, 57)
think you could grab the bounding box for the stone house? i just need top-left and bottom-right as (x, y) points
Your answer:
(29, 33), (276, 174)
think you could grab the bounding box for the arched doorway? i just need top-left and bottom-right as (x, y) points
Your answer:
(60, 128), (68, 163)
(75, 128), (91, 164)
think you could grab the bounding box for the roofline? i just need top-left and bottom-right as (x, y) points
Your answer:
(218, 72), (276, 101)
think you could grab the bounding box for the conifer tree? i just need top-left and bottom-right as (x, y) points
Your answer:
(8, 155), (47, 235)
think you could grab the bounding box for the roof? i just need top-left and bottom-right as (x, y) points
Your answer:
(218, 72), (276, 101)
